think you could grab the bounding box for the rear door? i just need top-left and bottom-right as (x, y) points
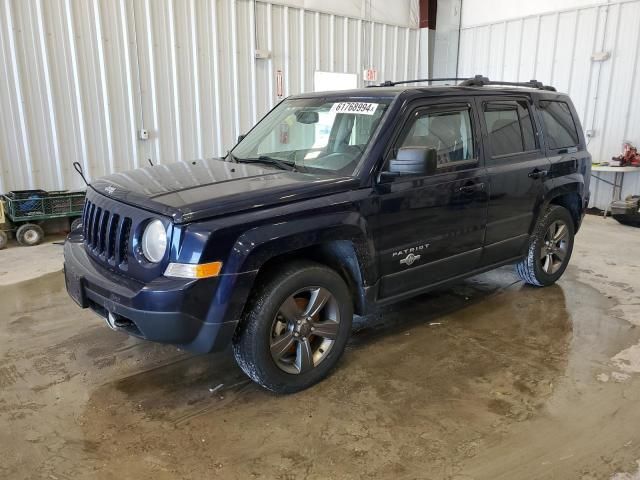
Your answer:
(536, 98), (590, 196)
(477, 96), (549, 266)
(370, 99), (488, 300)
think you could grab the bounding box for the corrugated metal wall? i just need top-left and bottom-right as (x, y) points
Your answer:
(458, 0), (640, 209)
(0, 0), (420, 191)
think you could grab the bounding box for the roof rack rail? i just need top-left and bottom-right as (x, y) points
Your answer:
(457, 75), (557, 91)
(373, 74), (557, 91)
(370, 77), (469, 87)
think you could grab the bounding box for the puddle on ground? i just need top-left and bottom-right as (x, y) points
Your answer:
(1, 267), (639, 479)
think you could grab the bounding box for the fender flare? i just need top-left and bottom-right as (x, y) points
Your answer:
(225, 211), (375, 314)
(235, 212), (373, 277)
(539, 180), (585, 230)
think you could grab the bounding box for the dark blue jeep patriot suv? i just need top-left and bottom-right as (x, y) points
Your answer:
(65, 76), (591, 393)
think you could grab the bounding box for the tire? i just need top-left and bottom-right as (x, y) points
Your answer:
(16, 223), (44, 247)
(516, 205), (575, 287)
(70, 217), (82, 231)
(233, 260), (353, 394)
(0, 231), (7, 250)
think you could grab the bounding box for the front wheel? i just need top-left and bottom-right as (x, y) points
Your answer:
(233, 261), (353, 394)
(516, 205), (575, 287)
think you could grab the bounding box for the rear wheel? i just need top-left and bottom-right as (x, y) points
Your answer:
(233, 261), (353, 393)
(0, 231), (8, 250)
(516, 205), (575, 286)
(16, 223), (44, 247)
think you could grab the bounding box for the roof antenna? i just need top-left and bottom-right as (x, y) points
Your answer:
(73, 161), (89, 186)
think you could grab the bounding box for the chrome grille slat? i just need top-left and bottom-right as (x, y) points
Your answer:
(106, 213), (119, 262)
(88, 203), (97, 246)
(92, 207), (102, 250)
(94, 207), (103, 252)
(120, 218), (132, 266)
(82, 201), (91, 239)
(97, 209), (109, 255)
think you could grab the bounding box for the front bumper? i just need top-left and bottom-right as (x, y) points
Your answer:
(64, 238), (254, 353)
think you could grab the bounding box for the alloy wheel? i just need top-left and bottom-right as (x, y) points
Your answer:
(269, 287), (340, 375)
(540, 220), (569, 274)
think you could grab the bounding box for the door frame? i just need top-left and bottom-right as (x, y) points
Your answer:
(474, 94), (545, 167)
(376, 96), (486, 179)
(475, 94), (550, 261)
(371, 96), (489, 300)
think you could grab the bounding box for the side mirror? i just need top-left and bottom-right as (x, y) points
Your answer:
(237, 134), (246, 144)
(385, 147), (438, 177)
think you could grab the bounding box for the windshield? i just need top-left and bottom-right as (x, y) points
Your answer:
(231, 97), (391, 175)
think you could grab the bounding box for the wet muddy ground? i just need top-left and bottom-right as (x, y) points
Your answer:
(1, 216), (640, 479)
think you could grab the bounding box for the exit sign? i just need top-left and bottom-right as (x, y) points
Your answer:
(363, 68), (378, 82)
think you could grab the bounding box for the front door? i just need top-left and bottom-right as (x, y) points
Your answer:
(370, 100), (488, 300)
(477, 96), (550, 265)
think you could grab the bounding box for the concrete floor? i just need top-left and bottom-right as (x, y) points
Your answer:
(1, 215), (640, 479)
(0, 233), (66, 286)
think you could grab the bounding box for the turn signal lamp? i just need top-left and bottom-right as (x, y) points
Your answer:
(164, 261), (223, 279)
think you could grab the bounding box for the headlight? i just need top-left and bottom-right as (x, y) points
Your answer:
(141, 219), (167, 263)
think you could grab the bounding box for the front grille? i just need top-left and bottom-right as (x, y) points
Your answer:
(82, 200), (132, 268)
(81, 189), (171, 282)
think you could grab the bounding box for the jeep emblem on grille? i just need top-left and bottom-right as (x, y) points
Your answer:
(104, 185), (116, 195)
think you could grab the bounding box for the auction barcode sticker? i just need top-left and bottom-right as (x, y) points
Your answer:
(330, 102), (379, 115)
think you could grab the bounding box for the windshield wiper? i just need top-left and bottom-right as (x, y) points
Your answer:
(236, 156), (297, 172)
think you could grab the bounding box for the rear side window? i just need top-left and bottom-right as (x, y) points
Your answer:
(538, 100), (579, 149)
(484, 100), (536, 157)
(397, 108), (474, 167)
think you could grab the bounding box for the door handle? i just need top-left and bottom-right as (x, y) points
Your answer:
(528, 168), (548, 180)
(458, 183), (485, 194)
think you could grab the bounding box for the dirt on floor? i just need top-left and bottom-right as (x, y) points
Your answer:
(1, 216), (640, 480)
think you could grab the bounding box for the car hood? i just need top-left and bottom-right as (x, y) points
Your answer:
(90, 158), (359, 224)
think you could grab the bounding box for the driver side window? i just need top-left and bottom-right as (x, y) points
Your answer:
(396, 108), (474, 167)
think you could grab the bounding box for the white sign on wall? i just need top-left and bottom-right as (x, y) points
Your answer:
(314, 71), (358, 92)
